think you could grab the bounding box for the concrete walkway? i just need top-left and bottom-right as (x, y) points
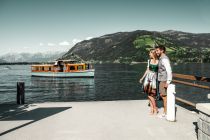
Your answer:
(0, 100), (198, 140)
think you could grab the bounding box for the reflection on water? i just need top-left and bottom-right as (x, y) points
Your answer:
(29, 77), (95, 102)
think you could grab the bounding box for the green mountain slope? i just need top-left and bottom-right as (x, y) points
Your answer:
(61, 30), (210, 63)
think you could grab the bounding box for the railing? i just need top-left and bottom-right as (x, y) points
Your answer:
(172, 73), (210, 107)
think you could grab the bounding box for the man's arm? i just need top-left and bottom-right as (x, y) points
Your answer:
(162, 58), (172, 84)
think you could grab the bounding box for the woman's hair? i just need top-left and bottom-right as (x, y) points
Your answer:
(149, 49), (158, 59)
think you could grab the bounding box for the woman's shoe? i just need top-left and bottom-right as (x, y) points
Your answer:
(149, 109), (154, 115)
(154, 109), (159, 115)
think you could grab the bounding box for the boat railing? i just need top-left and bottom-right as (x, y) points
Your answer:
(173, 73), (210, 107)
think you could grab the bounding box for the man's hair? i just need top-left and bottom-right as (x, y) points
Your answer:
(155, 45), (166, 53)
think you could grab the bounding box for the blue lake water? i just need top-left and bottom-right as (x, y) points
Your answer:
(0, 63), (209, 104)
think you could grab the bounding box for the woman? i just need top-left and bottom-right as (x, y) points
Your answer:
(139, 49), (159, 115)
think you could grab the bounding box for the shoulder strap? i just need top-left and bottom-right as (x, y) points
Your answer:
(147, 59), (150, 68)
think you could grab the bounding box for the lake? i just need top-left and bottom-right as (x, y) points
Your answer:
(0, 63), (209, 104)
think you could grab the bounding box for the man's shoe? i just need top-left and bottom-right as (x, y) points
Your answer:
(158, 113), (167, 119)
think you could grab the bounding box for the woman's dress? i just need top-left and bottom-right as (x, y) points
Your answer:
(143, 60), (158, 96)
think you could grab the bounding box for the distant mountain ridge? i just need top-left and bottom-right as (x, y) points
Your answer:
(0, 59), (7, 63)
(0, 52), (65, 63)
(61, 30), (210, 63)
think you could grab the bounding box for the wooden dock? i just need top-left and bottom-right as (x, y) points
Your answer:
(0, 100), (198, 140)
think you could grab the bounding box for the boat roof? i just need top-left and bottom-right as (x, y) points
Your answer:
(57, 59), (77, 62)
(31, 64), (54, 67)
(31, 63), (86, 67)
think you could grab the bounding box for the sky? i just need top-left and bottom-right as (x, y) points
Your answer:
(0, 0), (210, 55)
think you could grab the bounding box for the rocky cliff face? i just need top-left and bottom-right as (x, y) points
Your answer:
(61, 30), (210, 63)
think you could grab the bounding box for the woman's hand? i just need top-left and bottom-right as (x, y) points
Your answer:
(139, 78), (143, 83)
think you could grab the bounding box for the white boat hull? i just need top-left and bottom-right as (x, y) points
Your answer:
(31, 70), (94, 78)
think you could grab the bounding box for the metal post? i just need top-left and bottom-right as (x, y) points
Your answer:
(17, 82), (25, 104)
(167, 84), (176, 121)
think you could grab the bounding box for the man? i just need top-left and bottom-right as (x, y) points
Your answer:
(155, 45), (172, 118)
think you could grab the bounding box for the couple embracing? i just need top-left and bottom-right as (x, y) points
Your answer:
(140, 45), (172, 118)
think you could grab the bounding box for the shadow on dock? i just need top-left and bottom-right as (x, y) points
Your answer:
(193, 122), (199, 139)
(0, 104), (71, 136)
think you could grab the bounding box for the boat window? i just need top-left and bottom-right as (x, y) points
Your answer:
(77, 65), (83, 70)
(42, 67), (44, 71)
(32, 67), (37, 71)
(49, 67), (51, 71)
(70, 66), (75, 70)
(86, 64), (90, 70)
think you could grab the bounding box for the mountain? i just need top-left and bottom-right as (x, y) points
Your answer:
(161, 30), (210, 47)
(0, 52), (66, 63)
(61, 30), (210, 63)
(0, 59), (7, 63)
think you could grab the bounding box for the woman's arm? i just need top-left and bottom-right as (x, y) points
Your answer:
(139, 67), (149, 83)
(139, 59), (150, 83)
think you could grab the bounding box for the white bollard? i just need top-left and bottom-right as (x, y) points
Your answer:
(167, 84), (176, 121)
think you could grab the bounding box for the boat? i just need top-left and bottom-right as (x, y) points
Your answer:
(31, 60), (94, 78)
(4, 66), (12, 70)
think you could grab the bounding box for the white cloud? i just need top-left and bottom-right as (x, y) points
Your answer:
(72, 39), (82, 45)
(59, 41), (70, 46)
(47, 43), (56, 46)
(39, 43), (44, 46)
(86, 37), (93, 40)
(23, 46), (29, 50)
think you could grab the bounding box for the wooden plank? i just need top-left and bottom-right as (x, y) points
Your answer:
(173, 79), (210, 90)
(173, 73), (210, 82)
(173, 73), (197, 81)
(172, 73), (208, 108)
(175, 97), (196, 107)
